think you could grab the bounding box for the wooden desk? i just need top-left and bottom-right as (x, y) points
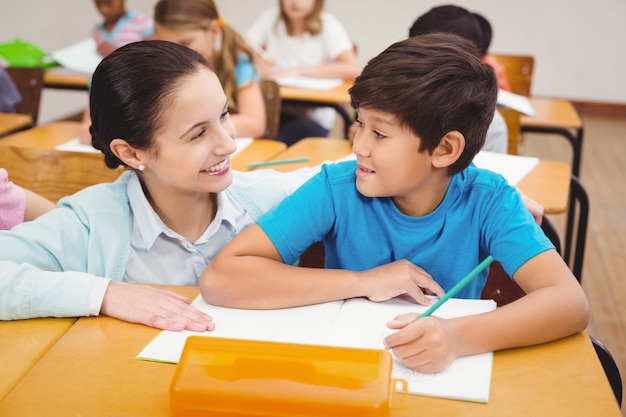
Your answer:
(259, 137), (571, 214)
(43, 67), (90, 91)
(521, 97), (584, 176)
(279, 81), (353, 138)
(0, 112), (32, 137)
(0, 318), (76, 400)
(0, 286), (619, 417)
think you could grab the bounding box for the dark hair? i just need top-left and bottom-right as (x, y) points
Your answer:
(349, 32), (497, 174)
(408, 5), (489, 57)
(89, 40), (211, 169)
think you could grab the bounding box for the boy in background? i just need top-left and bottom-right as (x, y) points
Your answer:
(200, 33), (589, 373)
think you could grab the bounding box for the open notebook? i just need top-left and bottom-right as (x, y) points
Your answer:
(137, 296), (496, 403)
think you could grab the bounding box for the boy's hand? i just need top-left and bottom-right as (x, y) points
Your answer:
(360, 260), (445, 305)
(100, 281), (215, 331)
(384, 314), (458, 373)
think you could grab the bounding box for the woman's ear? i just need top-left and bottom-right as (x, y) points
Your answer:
(109, 138), (145, 171)
(433, 131), (465, 168)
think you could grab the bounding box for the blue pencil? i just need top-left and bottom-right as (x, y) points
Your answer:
(416, 255), (495, 320)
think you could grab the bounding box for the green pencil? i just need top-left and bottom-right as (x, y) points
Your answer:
(416, 255), (495, 320)
(247, 157), (311, 168)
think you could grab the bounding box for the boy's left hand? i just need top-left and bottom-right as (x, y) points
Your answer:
(383, 313), (458, 373)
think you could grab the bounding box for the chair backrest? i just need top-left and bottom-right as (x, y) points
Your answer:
(260, 79), (281, 139)
(589, 335), (623, 407)
(490, 54), (534, 97)
(5, 67), (44, 125)
(491, 54), (534, 155)
(0, 145), (123, 203)
(564, 175), (589, 282)
(497, 106), (522, 155)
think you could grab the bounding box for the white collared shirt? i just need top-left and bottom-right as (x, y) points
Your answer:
(123, 174), (253, 285)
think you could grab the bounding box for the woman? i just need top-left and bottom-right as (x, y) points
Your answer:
(0, 40), (312, 329)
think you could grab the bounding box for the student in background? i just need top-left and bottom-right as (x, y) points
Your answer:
(200, 33), (589, 373)
(246, 0), (359, 145)
(0, 67), (21, 113)
(409, 4), (510, 92)
(407, 4), (509, 154)
(0, 40), (315, 328)
(153, 0), (266, 138)
(78, 0), (154, 143)
(78, 0), (266, 144)
(0, 168), (54, 230)
(91, 0), (153, 57)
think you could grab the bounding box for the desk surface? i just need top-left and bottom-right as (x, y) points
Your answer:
(0, 286), (619, 417)
(0, 112), (32, 136)
(279, 80), (352, 105)
(0, 121), (286, 172)
(43, 67), (90, 90)
(522, 97), (583, 130)
(0, 318), (77, 401)
(258, 137), (570, 214)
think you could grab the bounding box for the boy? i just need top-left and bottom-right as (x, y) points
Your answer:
(200, 33), (589, 373)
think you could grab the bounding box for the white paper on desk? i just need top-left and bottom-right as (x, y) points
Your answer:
(137, 295), (496, 403)
(55, 138), (99, 153)
(51, 38), (102, 74)
(275, 76), (343, 90)
(473, 150), (539, 186)
(325, 297), (496, 403)
(136, 298), (344, 364)
(233, 137), (253, 157)
(497, 89), (536, 116)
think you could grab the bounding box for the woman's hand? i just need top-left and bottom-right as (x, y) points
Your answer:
(100, 281), (215, 331)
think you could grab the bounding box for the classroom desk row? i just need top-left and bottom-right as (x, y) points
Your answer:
(44, 68), (584, 174)
(0, 285), (620, 417)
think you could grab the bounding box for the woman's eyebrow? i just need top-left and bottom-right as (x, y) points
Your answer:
(179, 100), (229, 139)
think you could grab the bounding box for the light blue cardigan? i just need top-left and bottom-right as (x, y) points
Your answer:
(0, 168), (312, 320)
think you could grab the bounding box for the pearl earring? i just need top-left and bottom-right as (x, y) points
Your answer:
(138, 164), (145, 171)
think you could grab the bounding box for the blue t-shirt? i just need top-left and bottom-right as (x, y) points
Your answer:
(234, 53), (257, 88)
(258, 160), (553, 299)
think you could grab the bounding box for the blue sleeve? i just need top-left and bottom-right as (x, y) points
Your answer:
(257, 165), (338, 265)
(479, 175), (554, 277)
(235, 53), (258, 87)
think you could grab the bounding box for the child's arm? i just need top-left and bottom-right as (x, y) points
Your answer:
(384, 249), (589, 373)
(23, 189), (55, 221)
(229, 80), (266, 138)
(200, 223), (444, 309)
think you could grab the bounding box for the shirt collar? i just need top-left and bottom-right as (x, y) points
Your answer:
(127, 172), (240, 249)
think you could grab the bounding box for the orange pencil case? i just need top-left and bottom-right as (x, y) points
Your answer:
(170, 336), (407, 417)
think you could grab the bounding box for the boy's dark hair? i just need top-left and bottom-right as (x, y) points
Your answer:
(89, 40), (211, 169)
(349, 32), (497, 174)
(408, 5), (489, 57)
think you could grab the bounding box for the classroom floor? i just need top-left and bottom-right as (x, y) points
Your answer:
(519, 112), (625, 415)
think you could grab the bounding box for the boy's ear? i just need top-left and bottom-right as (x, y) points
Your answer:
(109, 138), (145, 170)
(433, 131), (465, 168)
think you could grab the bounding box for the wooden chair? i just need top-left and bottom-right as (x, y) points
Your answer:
(491, 54), (534, 154)
(5, 67), (44, 126)
(260, 79), (281, 139)
(0, 145), (123, 203)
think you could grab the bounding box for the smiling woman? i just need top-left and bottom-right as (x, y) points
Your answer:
(0, 40), (322, 330)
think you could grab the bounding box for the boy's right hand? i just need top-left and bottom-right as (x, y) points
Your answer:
(360, 260), (445, 306)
